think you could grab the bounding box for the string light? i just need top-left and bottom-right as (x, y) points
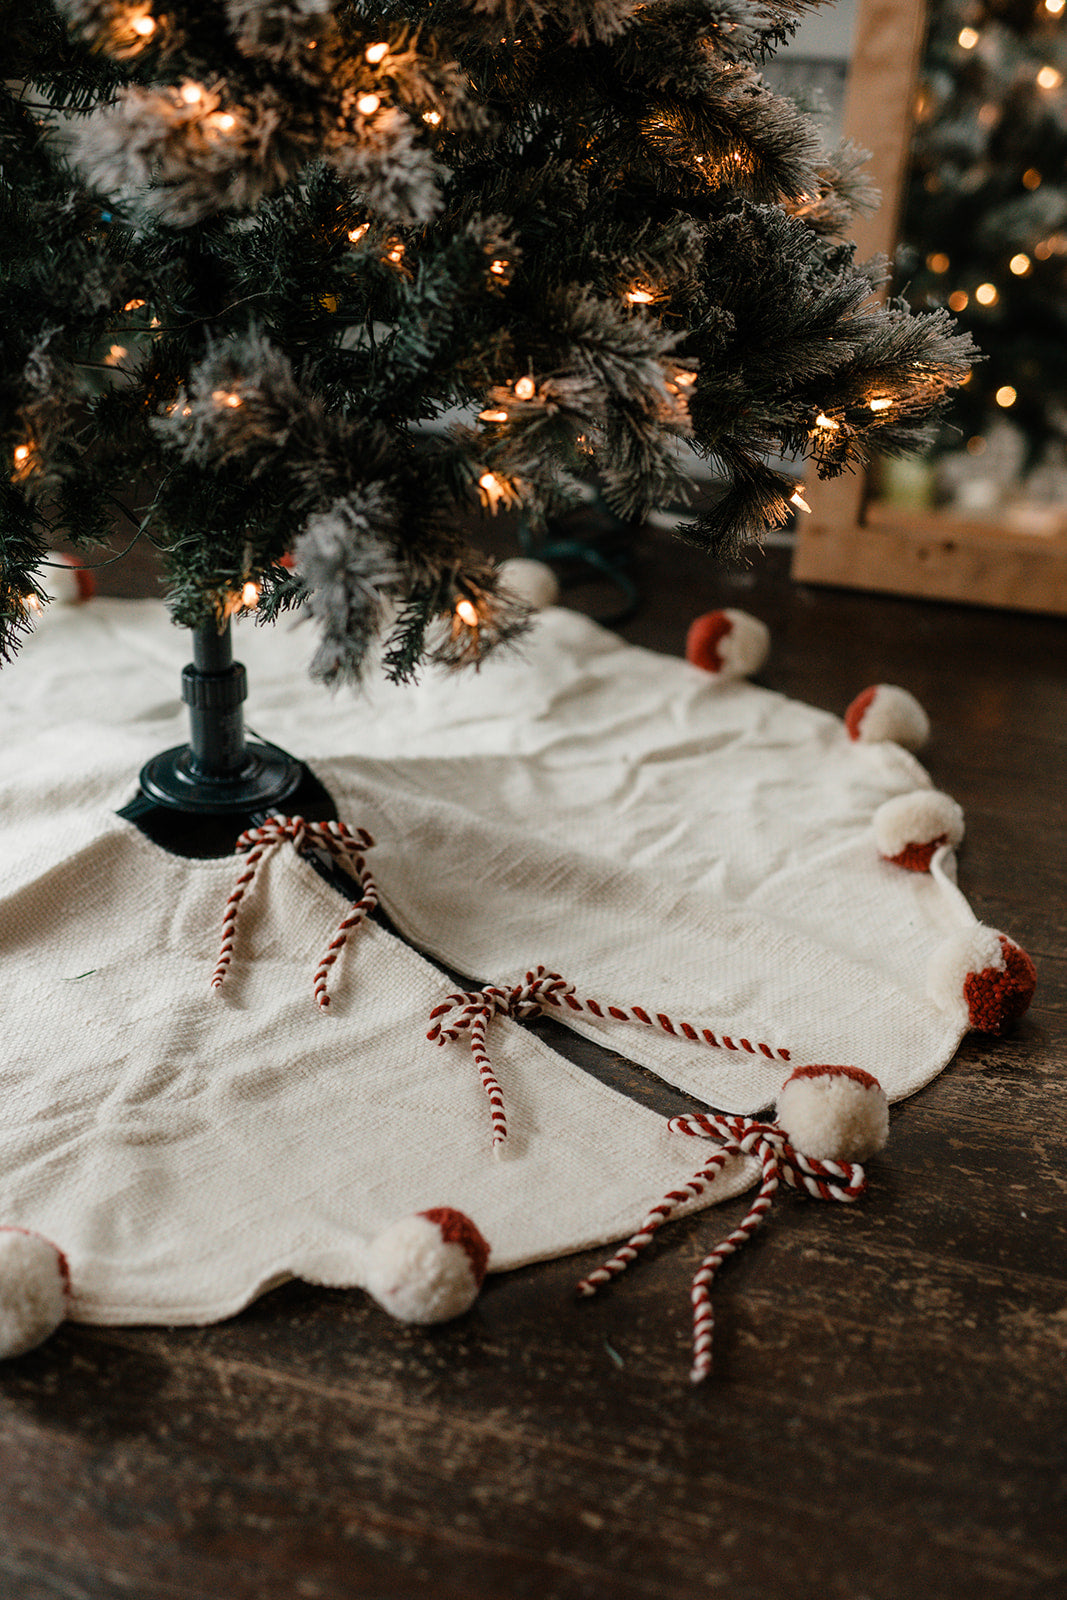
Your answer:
(1009, 254), (1031, 276)
(357, 92), (381, 116)
(213, 389), (242, 408)
(454, 598), (480, 627)
(478, 408), (508, 423)
(926, 252), (950, 273)
(489, 259), (508, 276)
(869, 397), (893, 412)
(123, 297), (147, 311)
(347, 223), (370, 244)
(365, 41), (389, 63)
(386, 242), (404, 265)
(626, 286), (656, 304)
(948, 289), (969, 311)
(131, 14), (156, 36)
(209, 112), (237, 133)
(1022, 168), (1042, 190)
(814, 412), (839, 431)
(241, 581), (260, 608)
(790, 488), (811, 513)
(675, 371), (697, 387)
(513, 377), (536, 401)
(105, 344), (127, 365)
(423, 110), (442, 126)
(180, 83), (204, 105)
(975, 282), (998, 306)
(1037, 65), (1063, 90)
(477, 470), (511, 511)
(1046, 0), (1065, 12)
(958, 26), (980, 48)
(23, 592), (42, 614)
(995, 385), (1017, 408)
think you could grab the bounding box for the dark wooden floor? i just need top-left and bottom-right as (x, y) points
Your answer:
(3, 523), (1065, 1600)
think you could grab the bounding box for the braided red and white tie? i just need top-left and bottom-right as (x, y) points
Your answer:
(576, 1109), (868, 1383)
(212, 815), (377, 1010)
(427, 966), (793, 1153)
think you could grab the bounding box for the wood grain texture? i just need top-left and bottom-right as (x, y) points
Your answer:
(3, 529), (1065, 1600)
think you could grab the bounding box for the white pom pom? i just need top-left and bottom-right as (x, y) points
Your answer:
(927, 926), (1036, 1034)
(776, 1065), (889, 1163)
(685, 608), (770, 679)
(363, 1207), (490, 1325)
(497, 557), (560, 611)
(845, 685), (930, 750)
(39, 553), (96, 606)
(873, 790), (965, 871)
(0, 1229), (68, 1359)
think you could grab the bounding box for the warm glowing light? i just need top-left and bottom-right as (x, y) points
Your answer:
(105, 344), (127, 365)
(958, 26), (980, 48)
(123, 297), (147, 311)
(357, 92), (381, 115)
(455, 598), (480, 627)
(966, 435), (987, 456)
(948, 289), (969, 311)
(241, 581), (260, 608)
(815, 412), (839, 431)
(995, 385), (1017, 408)
(489, 258), (508, 275)
(1009, 253), (1031, 276)
(975, 282), (998, 306)
(319, 293), (338, 312)
(132, 14), (156, 36)
(1037, 65), (1063, 90)
(210, 112), (237, 132)
(926, 252), (950, 273)
(423, 110), (442, 126)
(1023, 168), (1042, 190)
(626, 286), (656, 304)
(478, 470), (510, 511)
(14, 444), (30, 465)
(180, 82), (204, 105)
(1046, 0), (1065, 12)
(386, 244), (404, 264)
(675, 370), (697, 387)
(869, 397), (893, 412)
(24, 592), (42, 613)
(365, 41), (389, 62)
(213, 389), (242, 408)
(514, 376), (536, 401)
(478, 408), (509, 423)
(977, 102), (999, 127)
(1035, 238), (1054, 260)
(347, 223), (370, 244)
(790, 489), (811, 513)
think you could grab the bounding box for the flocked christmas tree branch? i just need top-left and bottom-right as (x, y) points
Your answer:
(1, 0), (975, 679)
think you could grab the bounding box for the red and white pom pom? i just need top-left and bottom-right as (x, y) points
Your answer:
(874, 790), (965, 871)
(362, 1207), (490, 1325)
(497, 557), (560, 611)
(845, 685), (929, 750)
(927, 926), (1036, 1035)
(40, 552), (96, 606)
(775, 1064), (890, 1163)
(685, 608), (770, 679)
(0, 1228), (68, 1359)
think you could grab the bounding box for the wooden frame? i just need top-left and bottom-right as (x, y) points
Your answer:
(791, 0), (1067, 614)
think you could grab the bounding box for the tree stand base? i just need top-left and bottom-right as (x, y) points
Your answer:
(138, 739), (304, 815)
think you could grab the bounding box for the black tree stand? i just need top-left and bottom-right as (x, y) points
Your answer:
(119, 619), (336, 858)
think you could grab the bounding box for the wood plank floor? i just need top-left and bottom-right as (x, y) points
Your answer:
(2, 528), (1064, 1600)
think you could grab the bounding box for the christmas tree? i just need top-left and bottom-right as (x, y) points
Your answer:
(3, 0), (974, 694)
(899, 0), (1067, 477)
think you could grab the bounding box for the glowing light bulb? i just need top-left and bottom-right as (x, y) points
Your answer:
(627, 288), (655, 304)
(423, 110), (442, 126)
(455, 598), (480, 627)
(23, 592), (42, 613)
(790, 488), (811, 513)
(514, 376), (536, 400)
(489, 259), (508, 275)
(1046, 0), (1065, 12)
(958, 26), (980, 48)
(948, 289), (969, 311)
(123, 297), (147, 311)
(365, 41), (389, 63)
(386, 244), (404, 264)
(132, 14), (156, 36)
(926, 252), (950, 273)
(675, 370), (697, 387)
(966, 435), (987, 456)
(815, 412), (839, 431)
(357, 92), (381, 115)
(1037, 65), (1063, 90)
(478, 408), (509, 422)
(213, 389), (242, 408)
(14, 444), (30, 464)
(995, 385), (1017, 408)
(478, 471), (510, 510)
(347, 223), (370, 244)
(1009, 253), (1031, 276)
(241, 581), (260, 608)
(975, 282), (998, 306)
(869, 397), (893, 412)
(105, 344), (127, 365)
(1023, 168), (1043, 190)
(210, 112), (237, 132)
(180, 83), (204, 105)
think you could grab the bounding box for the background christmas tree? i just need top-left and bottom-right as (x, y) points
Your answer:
(3, 0), (974, 688)
(898, 0), (1067, 500)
